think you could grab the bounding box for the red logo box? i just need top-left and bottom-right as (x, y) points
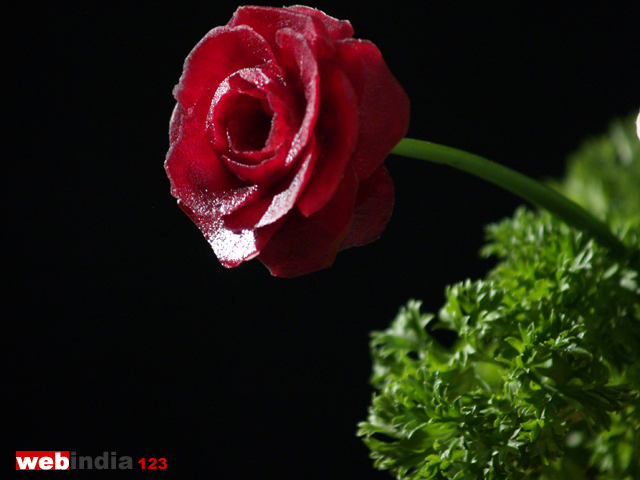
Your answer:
(16, 451), (70, 470)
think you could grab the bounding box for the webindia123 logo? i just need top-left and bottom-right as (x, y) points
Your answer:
(16, 451), (167, 470)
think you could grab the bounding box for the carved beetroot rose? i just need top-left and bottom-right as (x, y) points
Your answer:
(165, 5), (409, 276)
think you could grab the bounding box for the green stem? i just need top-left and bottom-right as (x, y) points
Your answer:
(391, 138), (629, 260)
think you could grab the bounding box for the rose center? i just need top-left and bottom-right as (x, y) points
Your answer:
(227, 95), (273, 152)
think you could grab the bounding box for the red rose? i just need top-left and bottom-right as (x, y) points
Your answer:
(165, 5), (409, 277)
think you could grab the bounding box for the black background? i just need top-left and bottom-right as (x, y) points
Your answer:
(10, 1), (639, 477)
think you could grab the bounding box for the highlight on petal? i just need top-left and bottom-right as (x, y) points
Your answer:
(178, 201), (282, 268)
(169, 103), (186, 146)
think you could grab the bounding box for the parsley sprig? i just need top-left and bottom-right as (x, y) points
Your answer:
(359, 113), (640, 479)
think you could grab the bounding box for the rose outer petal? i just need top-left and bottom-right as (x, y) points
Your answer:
(257, 165), (359, 277)
(287, 6), (354, 41)
(296, 64), (359, 217)
(173, 24), (277, 110)
(340, 164), (394, 249)
(228, 6), (353, 58)
(335, 39), (410, 180)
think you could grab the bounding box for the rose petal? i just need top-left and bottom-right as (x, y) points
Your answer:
(223, 136), (319, 231)
(287, 6), (354, 41)
(178, 201), (283, 268)
(170, 90), (215, 146)
(173, 25), (277, 109)
(274, 28), (320, 167)
(296, 65), (359, 216)
(335, 39), (410, 180)
(257, 165), (359, 277)
(228, 6), (352, 57)
(340, 164), (394, 249)
(165, 114), (258, 218)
